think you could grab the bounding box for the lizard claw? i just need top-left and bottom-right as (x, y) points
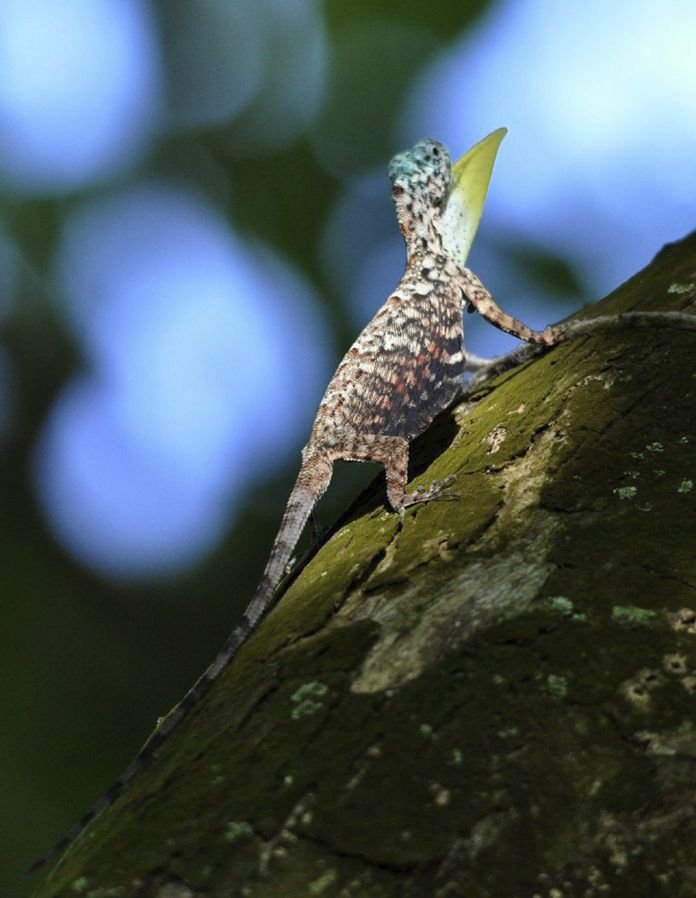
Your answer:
(401, 475), (458, 509)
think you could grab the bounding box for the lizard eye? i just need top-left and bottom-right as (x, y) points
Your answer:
(392, 185), (404, 197)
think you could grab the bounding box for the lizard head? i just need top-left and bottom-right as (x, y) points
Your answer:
(388, 130), (507, 267)
(388, 139), (451, 253)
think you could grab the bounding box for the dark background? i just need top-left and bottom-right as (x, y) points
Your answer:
(2, 1), (694, 893)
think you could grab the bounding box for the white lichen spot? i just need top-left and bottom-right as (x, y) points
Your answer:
(634, 721), (696, 757)
(320, 570), (328, 578)
(653, 468), (666, 477)
(284, 774), (294, 786)
(612, 605), (656, 625)
(667, 282), (696, 295)
(450, 748), (463, 766)
(613, 486), (637, 500)
(366, 744), (382, 757)
(678, 435), (690, 444)
(492, 673), (506, 685)
(545, 597), (586, 622)
(637, 502), (653, 512)
(420, 722), (433, 737)
(71, 879), (89, 894)
(212, 774), (225, 785)
(629, 451), (644, 459)
(667, 607), (696, 634)
(620, 669), (663, 709)
(462, 809), (518, 861)
(292, 699), (324, 720)
(301, 811), (313, 825)
(677, 479), (693, 494)
(400, 830), (412, 841)
(292, 682), (327, 702)
(498, 726), (519, 738)
(589, 778), (603, 797)
(623, 470), (640, 480)
(309, 870), (337, 895)
(485, 424), (507, 454)
(434, 786), (450, 807)
(545, 595), (574, 615)
(224, 821), (253, 843)
(663, 654), (688, 675)
(579, 373), (608, 388)
(645, 442), (664, 453)
(511, 403), (527, 415)
(291, 681), (329, 720)
(547, 674), (568, 697)
(682, 675), (696, 695)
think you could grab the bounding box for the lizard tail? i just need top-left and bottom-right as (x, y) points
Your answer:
(27, 459), (333, 876)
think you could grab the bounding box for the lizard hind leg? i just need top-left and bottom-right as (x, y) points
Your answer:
(348, 435), (457, 517)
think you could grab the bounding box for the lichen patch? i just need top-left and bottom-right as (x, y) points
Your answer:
(667, 281), (696, 296)
(668, 607), (696, 634)
(290, 682), (329, 720)
(346, 424), (561, 693)
(348, 529), (555, 694)
(620, 668), (664, 709)
(484, 424), (507, 454)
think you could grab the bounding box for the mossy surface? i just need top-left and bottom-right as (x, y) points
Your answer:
(34, 234), (696, 897)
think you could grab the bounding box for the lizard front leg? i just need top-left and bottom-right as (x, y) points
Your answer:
(457, 266), (558, 345)
(458, 266), (696, 350)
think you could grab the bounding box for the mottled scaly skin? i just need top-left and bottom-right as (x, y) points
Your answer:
(305, 139), (467, 509)
(30, 139), (696, 875)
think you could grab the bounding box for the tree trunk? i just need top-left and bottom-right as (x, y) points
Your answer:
(33, 233), (696, 898)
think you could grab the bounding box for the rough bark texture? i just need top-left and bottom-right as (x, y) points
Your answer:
(33, 234), (696, 898)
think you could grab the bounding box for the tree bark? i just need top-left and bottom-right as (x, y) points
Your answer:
(33, 233), (696, 898)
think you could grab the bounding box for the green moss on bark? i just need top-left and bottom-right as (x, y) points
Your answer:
(34, 234), (696, 898)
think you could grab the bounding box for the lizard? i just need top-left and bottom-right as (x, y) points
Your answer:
(28, 136), (696, 876)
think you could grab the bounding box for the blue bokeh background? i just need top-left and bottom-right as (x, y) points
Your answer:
(2, 0), (694, 891)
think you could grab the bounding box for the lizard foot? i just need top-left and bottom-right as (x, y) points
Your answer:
(400, 475), (458, 512)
